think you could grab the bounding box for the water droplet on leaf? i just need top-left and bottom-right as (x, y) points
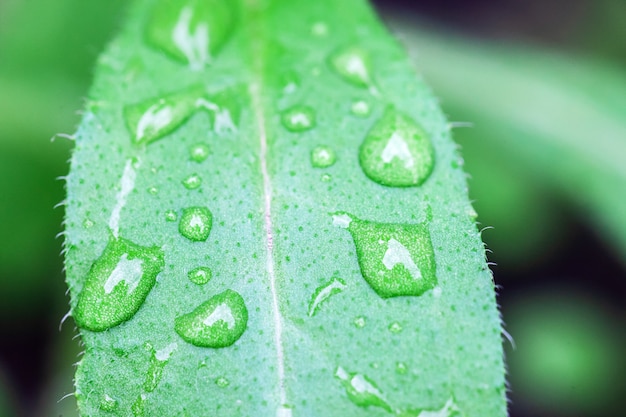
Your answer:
(334, 366), (394, 412)
(311, 146), (337, 168)
(175, 289), (248, 348)
(321, 174), (332, 182)
(329, 46), (372, 88)
(188, 266), (212, 285)
(83, 218), (95, 229)
(215, 376), (230, 387)
(389, 321), (403, 333)
(99, 394), (117, 412)
(165, 210), (178, 222)
(131, 394), (146, 417)
(182, 174), (202, 190)
(359, 106), (435, 187)
(351, 100), (371, 117)
(281, 105), (316, 132)
(179, 207), (213, 241)
(353, 316), (366, 328)
(308, 277), (346, 317)
(147, 186), (158, 195)
(190, 143), (210, 162)
(396, 362), (408, 375)
(146, 0), (236, 70)
(332, 212), (437, 298)
(124, 86), (205, 145)
(74, 236), (165, 331)
(399, 398), (462, 417)
(144, 342), (177, 392)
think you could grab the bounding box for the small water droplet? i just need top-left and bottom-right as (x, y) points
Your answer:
(311, 146), (337, 168)
(179, 207), (213, 241)
(131, 394), (146, 417)
(147, 186), (159, 195)
(74, 236), (165, 331)
(389, 321), (403, 333)
(359, 106), (435, 187)
(281, 105), (316, 132)
(331, 212), (437, 298)
(188, 266), (212, 285)
(175, 289), (248, 348)
(351, 100), (371, 117)
(124, 86), (204, 145)
(308, 277), (346, 317)
(334, 366), (394, 412)
(182, 173), (202, 190)
(395, 362), (408, 375)
(190, 143), (210, 162)
(144, 342), (177, 392)
(146, 0), (236, 70)
(311, 21), (328, 36)
(321, 174), (332, 182)
(215, 376), (230, 387)
(165, 210), (178, 222)
(353, 316), (366, 328)
(329, 46), (372, 88)
(83, 218), (95, 229)
(99, 394), (117, 412)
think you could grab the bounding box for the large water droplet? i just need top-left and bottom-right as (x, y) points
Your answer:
(311, 146), (337, 168)
(188, 266), (212, 285)
(182, 173), (202, 190)
(99, 394), (118, 412)
(308, 277), (346, 317)
(329, 46), (372, 88)
(399, 398), (463, 417)
(146, 0), (236, 70)
(74, 237), (165, 331)
(281, 105), (316, 132)
(124, 86), (204, 146)
(359, 106), (435, 187)
(179, 207), (213, 241)
(144, 342), (177, 392)
(335, 366), (394, 412)
(331, 212), (437, 298)
(195, 87), (241, 135)
(175, 289), (248, 348)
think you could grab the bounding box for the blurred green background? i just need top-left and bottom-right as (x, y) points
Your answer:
(0, 1), (623, 416)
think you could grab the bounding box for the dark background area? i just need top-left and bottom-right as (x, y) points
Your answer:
(0, 0), (624, 416)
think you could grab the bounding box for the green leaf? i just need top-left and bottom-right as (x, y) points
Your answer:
(64, 0), (506, 415)
(389, 17), (626, 264)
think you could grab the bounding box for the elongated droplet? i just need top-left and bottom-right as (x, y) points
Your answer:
(74, 236), (165, 331)
(281, 105), (316, 132)
(329, 46), (372, 88)
(131, 394), (146, 417)
(146, 0), (236, 70)
(124, 86), (204, 145)
(182, 173), (202, 190)
(175, 289), (248, 348)
(308, 277), (346, 317)
(311, 146), (337, 168)
(335, 366), (394, 412)
(332, 212), (436, 298)
(359, 106), (435, 187)
(399, 398), (463, 417)
(144, 342), (177, 392)
(179, 207), (212, 241)
(188, 266), (212, 285)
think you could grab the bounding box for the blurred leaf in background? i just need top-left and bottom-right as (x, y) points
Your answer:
(0, 0), (624, 416)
